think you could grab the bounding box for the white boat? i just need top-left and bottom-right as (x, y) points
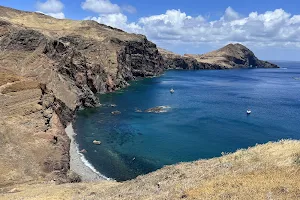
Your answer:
(247, 110), (251, 115)
(170, 88), (174, 94)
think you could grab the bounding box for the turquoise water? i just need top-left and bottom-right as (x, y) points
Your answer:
(75, 61), (300, 181)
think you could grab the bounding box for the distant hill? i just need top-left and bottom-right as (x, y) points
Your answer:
(160, 43), (279, 69)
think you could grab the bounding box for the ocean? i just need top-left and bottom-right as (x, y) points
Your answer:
(74, 61), (300, 181)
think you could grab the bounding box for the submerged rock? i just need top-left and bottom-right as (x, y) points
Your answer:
(111, 111), (121, 115)
(135, 108), (143, 113)
(145, 106), (170, 113)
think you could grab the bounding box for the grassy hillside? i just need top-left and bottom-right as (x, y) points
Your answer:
(1, 140), (300, 199)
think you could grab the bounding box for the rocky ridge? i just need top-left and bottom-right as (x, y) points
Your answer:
(160, 44), (279, 70)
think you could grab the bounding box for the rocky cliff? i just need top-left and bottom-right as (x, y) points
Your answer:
(0, 6), (165, 185)
(160, 43), (279, 70)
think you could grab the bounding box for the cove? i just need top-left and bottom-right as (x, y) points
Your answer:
(74, 61), (300, 181)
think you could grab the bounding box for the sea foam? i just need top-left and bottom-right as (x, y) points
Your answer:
(75, 142), (110, 180)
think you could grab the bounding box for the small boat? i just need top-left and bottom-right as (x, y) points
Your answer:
(170, 88), (175, 94)
(93, 140), (101, 145)
(247, 110), (251, 115)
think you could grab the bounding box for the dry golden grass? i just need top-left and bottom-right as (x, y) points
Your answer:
(187, 167), (300, 200)
(1, 140), (299, 200)
(0, 6), (140, 42)
(1, 81), (40, 94)
(0, 72), (19, 86)
(0, 181), (120, 200)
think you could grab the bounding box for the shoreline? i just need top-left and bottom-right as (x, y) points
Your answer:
(65, 123), (109, 182)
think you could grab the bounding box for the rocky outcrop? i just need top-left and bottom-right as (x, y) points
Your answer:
(159, 48), (221, 70)
(160, 44), (279, 69)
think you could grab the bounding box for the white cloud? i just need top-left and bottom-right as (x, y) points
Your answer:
(139, 9), (205, 28)
(139, 9), (206, 39)
(45, 12), (65, 19)
(81, 0), (120, 14)
(85, 13), (142, 33)
(84, 6), (300, 48)
(289, 15), (300, 24)
(36, 0), (65, 19)
(36, 0), (63, 13)
(122, 5), (137, 14)
(222, 6), (240, 21)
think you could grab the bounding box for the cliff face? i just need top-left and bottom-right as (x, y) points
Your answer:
(159, 48), (223, 70)
(160, 44), (279, 70)
(0, 6), (165, 185)
(0, 6), (165, 106)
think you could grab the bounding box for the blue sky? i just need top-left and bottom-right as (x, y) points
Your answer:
(1, 0), (300, 61)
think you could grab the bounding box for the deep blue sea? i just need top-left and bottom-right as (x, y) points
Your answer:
(74, 61), (300, 181)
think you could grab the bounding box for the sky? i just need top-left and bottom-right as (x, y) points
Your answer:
(1, 0), (300, 61)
